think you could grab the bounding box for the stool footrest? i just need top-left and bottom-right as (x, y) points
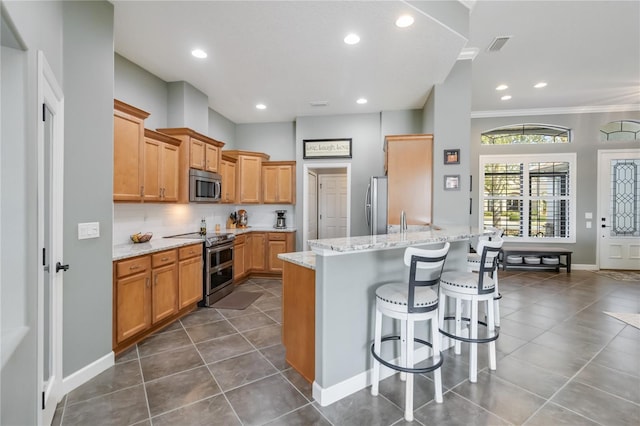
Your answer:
(370, 335), (443, 374)
(494, 292), (502, 301)
(439, 316), (499, 344)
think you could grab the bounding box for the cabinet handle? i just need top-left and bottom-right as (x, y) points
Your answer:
(154, 275), (158, 286)
(146, 277), (150, 288)
(161, 257), (169, 261)
(140, 186), (144, 197)
(130, 265), (140, 270)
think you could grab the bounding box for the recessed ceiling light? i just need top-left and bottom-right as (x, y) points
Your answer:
(395, 15), (414, 28)
(356, 98), (368, 104)
(256, 104), (266, 110)
(534, 82), (547, 89)
(191, 49), (207, 59)
(344, 33), (360, 45)
(501, 95), (512, 101)
(496, 84), (508, 91)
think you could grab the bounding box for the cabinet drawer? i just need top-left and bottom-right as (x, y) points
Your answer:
(116, 256), (150, 278)
(151, 249), (177, 268)
(179, 243), (203, 260)
(268, 233), (286, 241)
(234, 234), (246, 245)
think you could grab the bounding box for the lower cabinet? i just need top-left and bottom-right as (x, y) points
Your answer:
(234, 231), (295, 282)
(248, 232), (266, 272)
(113, 243), (203, 354)
(233, 234), (246, 280)
(267, 232), (294, 273)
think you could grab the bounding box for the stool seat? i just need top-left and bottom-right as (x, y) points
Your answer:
(467, 252), (494, 268)
(441, 271), (495, 294)
(376, 284), (438, 312)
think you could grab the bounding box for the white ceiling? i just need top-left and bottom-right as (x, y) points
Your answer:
(113, 1), (640, 124)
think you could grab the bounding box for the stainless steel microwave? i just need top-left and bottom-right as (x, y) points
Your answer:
(189, 168), (222, 202)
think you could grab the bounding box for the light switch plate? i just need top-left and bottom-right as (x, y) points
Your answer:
(586, 221), (592, 229)
(585, 212), (593, 219)
(78, 222), (100, 239)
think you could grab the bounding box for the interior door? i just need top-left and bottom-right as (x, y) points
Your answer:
(319, 174), (348, 239)
(307, 171), (318, 242)
(598, 149), (640, 270)
(38, 51), (65, 426)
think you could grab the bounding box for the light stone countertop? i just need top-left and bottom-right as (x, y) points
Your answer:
(277, 251), (316, 270)
(307, 225), (482, 255)
(113, 238), (203, 261)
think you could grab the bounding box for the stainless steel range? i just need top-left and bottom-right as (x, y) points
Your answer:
(166, 232), (235, 306)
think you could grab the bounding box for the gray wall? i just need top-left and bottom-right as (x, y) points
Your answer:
(470, 110), (640, 264)
(167, 81), (209, 134)
(62, 0), (114, 375)
(208, 108), (236, 147)
(236, 121), (296, 160)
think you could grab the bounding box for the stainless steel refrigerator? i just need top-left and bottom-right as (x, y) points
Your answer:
(365, 176), (388, 235)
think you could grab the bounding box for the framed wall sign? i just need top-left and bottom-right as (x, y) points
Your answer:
(444, 174), (460, 190)
(444, 149), (460, 164)
(303, 138), (352, 159)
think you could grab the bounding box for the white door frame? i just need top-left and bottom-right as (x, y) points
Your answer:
(302, 163), (351, 250)
(596, 148), (640, 270)
(37, 50), (64, 426)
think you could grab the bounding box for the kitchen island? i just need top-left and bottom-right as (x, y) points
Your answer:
(279, 226), (483, 407)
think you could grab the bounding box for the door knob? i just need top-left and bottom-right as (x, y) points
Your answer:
(56, 262), (70, 273)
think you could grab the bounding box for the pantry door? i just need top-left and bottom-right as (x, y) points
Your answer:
(598, 149), (640, 270)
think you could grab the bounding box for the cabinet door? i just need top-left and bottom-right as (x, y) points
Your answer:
(161, 143), (179, 202)
(249, 233), (266, 271)
(221, 160), (236, 203)
(276, 165), (294, 203)
(205, 143), (219, 173)
(115, 272), (151, 343)
(386, 135), (433, 226)
(179, 256), (202, 309)
(152, 263), (178, 323)
(267, 240), (287, 272)
(114, 111), (144, 201)
(262, 165), (278, 203)
(238, 156), (262, 203)
(234, 242), (246, 280)
(190, 139), (205, 170)
(143, 136), (161, 201)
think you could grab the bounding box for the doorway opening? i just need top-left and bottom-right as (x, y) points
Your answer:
(302, 163), (351, 250)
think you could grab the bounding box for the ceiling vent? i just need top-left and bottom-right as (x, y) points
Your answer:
(310, 100), (329, 107)
(486, 36), (511, 52)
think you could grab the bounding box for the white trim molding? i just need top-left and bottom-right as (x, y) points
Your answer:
(472, 104), (640, 119)
(62, 352), (114, 398)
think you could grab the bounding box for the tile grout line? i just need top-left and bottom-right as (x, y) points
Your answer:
(136, 344), (154, 426)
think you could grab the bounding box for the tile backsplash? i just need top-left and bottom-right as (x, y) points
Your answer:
(113, 203), (294, 244)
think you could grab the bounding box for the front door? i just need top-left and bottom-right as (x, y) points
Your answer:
(598, 149), (640, 270)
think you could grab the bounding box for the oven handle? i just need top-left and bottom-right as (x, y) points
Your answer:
(207, 243), (234, 254)
(209, 260), (233, 273)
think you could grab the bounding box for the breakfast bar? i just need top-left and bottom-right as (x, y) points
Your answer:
(279, 226), (484, 407)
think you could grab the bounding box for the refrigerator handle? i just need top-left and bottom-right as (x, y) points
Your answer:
(365, 183), (371, 228)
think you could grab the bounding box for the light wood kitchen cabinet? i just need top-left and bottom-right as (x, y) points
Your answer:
(150, 250), (178, 323)
(248, 232), (266, 272)
(114, 256), (151, 344)
(233, 234), (246, 281)
(113, 242), (202, 354)
(385, 134), (434, 226)
(220, 155), (237, 203)
(143, 129), (181, 202)
(113, 100), (150, 201)
(222, 150), (270, 204)
(262, 161), (296, 204)
(178, 244), (203, 309)
(156, 128), (226, 203)
(267, 232), (295, 273)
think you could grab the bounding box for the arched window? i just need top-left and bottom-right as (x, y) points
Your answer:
(481, 124), (571, 145)
(600, 120), (640, 141)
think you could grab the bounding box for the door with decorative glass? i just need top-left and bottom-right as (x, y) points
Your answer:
(598, 149), (640, 270)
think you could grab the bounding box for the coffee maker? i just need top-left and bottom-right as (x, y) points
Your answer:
(275, 210), (287, 229)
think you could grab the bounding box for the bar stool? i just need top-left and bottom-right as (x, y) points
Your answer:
(371, 243), (449, 422)
(439, 238), (502, 383)
(467, 227), (504, 326)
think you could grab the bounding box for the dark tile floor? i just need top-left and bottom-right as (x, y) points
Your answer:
(53, 271), (640, 425)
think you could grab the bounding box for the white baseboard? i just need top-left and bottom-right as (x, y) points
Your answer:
(572, 264), (598, 271)
(62, 351), (114, 397)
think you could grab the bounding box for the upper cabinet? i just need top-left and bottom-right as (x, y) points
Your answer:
(385, 134), (433, 226)
(156, 128), (225, 203)
(262, 161), (296, 204)
(220, 154), (237, 204)
(113, 100), (150, 201)
(222, 150), (270, 204)
(143, 129), (181, 202)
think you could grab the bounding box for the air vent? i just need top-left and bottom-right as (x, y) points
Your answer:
(487, 36), (511, 52)
(310, 100), (329, 107)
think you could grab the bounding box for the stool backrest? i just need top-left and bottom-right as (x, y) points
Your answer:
(476, 237), (503, 294)
(404, 242), (450, 313)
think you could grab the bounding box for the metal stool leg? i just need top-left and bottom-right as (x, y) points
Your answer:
(404, 318), (415, 422)
(432, 317), (443, 403)
(469, 299), (479, 383)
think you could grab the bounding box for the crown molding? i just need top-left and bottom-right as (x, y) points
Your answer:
(471, 104), (640, 119)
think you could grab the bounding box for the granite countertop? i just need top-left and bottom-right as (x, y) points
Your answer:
(278, 251), (316, 270)
(227, 226), (296, 235)
(113, 237), (203, 261)
(307, 226), (482, 255)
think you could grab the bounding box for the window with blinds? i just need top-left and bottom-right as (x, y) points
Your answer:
(479, 154), (576, 242)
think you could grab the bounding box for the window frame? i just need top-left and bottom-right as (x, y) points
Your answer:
(478, 153), (577, 243)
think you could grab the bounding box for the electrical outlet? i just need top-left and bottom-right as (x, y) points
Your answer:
(78, 222), (100, 239)
(586, 221), (592, 229)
